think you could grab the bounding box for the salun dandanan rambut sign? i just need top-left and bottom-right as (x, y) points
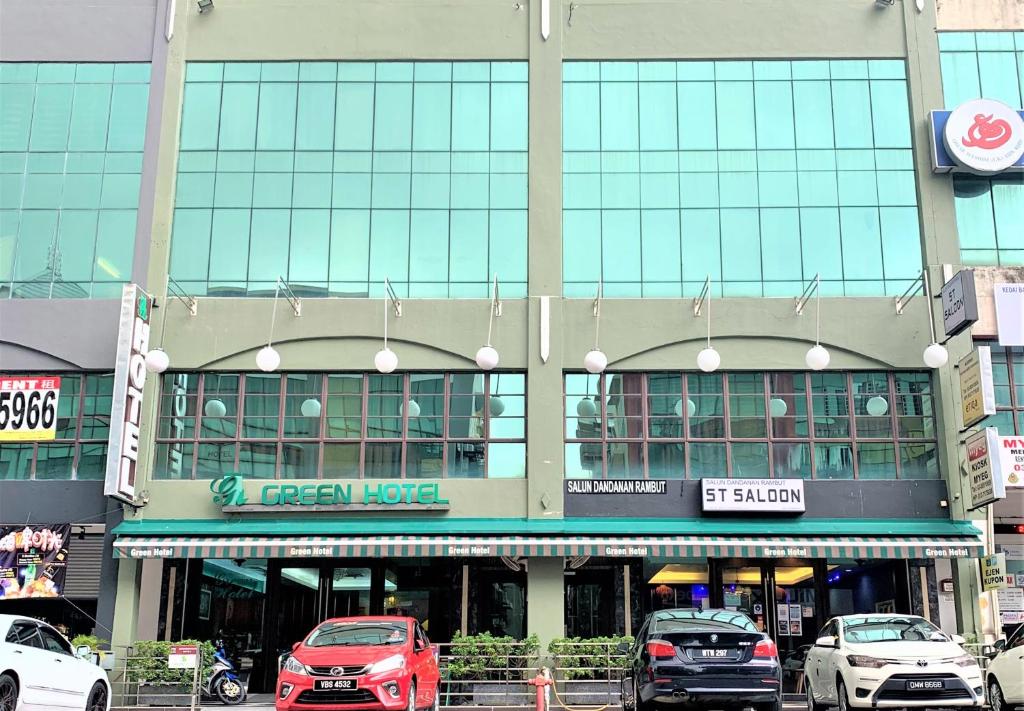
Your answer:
(104, 284), (152, 504)
(210, 474), (450, 512)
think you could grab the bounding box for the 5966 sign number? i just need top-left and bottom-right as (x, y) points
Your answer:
(0, 377), (61, 442)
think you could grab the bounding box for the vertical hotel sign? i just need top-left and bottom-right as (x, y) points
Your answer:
(104, 284), (151, 504)
(959, 346), (996, 429)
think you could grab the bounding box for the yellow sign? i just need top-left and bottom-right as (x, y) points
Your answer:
(981, 553), (1007, 592)
(959, 347), (995, 430)
(0, 377), (61, 442)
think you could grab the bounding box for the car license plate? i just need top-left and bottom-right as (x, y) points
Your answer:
(698, 649), (731, 658)
(905, 680), (944, 691)
(315, 679), (357, 691)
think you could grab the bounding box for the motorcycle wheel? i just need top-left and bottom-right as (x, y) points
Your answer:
(214, 674), (246, 705)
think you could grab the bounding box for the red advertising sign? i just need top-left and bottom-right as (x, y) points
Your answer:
(0, 377), (61, 442)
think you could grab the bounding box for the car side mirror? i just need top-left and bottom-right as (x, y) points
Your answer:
(993, 639), (1006, 652)
(616, 642), (630, 655)
(415, 638), (427, 652)
(815, 636), (838, 648)
(75, 645), (92, 660)
(950, 634), (966, 645)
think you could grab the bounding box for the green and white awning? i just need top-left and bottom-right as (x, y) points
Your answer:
(113, 534), (982, 560)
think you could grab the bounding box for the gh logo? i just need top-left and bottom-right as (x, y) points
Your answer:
(210, 473), (247, 506)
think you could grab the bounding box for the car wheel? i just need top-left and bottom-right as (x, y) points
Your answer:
(87, 682), (107, 711)
(215, 674), (246, 705)
(806, 681), (826, 711)
(837, 679), (851, 711)
(408, 681), (418, 711)
(989, 678), (1004, 711)
(0, 674), (17, 711)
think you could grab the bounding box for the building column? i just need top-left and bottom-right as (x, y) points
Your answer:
(110, 558), (143, 649)
(527, 557), (565, 653)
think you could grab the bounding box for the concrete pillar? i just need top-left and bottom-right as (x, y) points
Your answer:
(110, 558), (142, 650)
(135, 559), (163, 640)
(527, 557), (565, 654)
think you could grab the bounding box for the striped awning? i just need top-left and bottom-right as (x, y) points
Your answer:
(113, 534), (982, 560)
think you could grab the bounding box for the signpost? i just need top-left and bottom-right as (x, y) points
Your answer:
(959, 347), (996, 429)
(0, 377), (61, 442)
(168, 644), (198, 669)
(965, 427), (1006, 510)
(981, 553), (1008, 592)
(941, 270), (979, 337)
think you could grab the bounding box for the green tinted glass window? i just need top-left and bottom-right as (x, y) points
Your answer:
(0, 63), (149, 298)
(171, 61), (527, 298)
(562, 60), (920, 297)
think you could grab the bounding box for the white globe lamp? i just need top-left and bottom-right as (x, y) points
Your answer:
(256, 345), (280, 372)
(400, 399), (421, 418)
(674, 398), (697, 418)
(923, 343), (948, 369)
(769, 398), (788, 418)
(576, 398), (598, 418)
(145, 348), (170, 374)
(475, 345), (500, 371)
(489, 397), (506, 417)
(805, 344), (830, 371)
(204, 398), (227, 418)
(865, 396), (889, 417)
(697, 347), (720, 373)
(584, 349), (608, 374)
(300, 398), (322, 418)
(374, 348), (398, 374)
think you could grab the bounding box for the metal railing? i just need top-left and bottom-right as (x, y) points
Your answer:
(106, 645), (202, 711)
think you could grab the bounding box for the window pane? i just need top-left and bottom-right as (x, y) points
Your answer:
(900, 442), (938, 479)
(323, 443), (360, 479)
(773, 443), (810, 479)
(365, 442), (402, 478)
(0, 444), (33, 479)
(857, 442), (896, 479)
(648, 442), (685, 479)
(814, 443), (853, 479)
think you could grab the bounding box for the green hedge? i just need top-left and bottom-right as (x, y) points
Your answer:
(446, 632), (540, 681)
(548, 636), (633, 680)
(126, 640), (216, 684)
(71, 634), (109, 651)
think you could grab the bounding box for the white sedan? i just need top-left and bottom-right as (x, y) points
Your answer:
(987, 623), (1024, 711)
(804, 614), (983, 711)
(0, 614), (110, 711)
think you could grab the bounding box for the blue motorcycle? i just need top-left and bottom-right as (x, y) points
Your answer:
(203, 639), (246, 705)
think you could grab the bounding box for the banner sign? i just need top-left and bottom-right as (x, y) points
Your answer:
(997, 587), (1024, 625)
(701, 478), (805, 513)
(105, 284), (152, 503)
(0, 377), (61, 442)
(168, 644), (198, 669)
(994, 283), (1024, 347)
(959, 347), (996, 430)
(0, 524), (70, 600)
(981, 553), (1007, 591)
(965, 427), (1006, 510)
(566, 480), (667, 495)
(998, 436), (1024, 487)
(930, 103), (1024, 174)
(941, 270), (979, 338)
(211, 474), (451, 512)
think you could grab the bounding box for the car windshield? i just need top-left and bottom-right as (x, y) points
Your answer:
(307, 621), (408, 647)
(842, 616), (945, 644)
(652, 609), (757, 632)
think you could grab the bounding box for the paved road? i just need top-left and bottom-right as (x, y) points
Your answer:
(203, 698), (810, 711)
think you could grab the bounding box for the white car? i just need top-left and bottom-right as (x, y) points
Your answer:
(0, 614), (110, 711)
(804, 614), (983, 711)
(986, 623), (1024, 711)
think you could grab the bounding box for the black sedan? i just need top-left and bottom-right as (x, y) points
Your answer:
(624, 608), (782, 711)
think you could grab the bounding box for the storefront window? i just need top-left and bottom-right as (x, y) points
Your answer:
(645, 559), (710, 612)
(169, 61), (528, 298)
(155, 371), (525, 479)
(565, 370), (936, 479)
(0, 63), (150, 298)
(0, 373), (112, 479)
(562, 59), (920, 297)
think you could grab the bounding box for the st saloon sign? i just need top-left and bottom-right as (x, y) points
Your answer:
(104, 285), (152, 504)
(701, 478), (805, 513)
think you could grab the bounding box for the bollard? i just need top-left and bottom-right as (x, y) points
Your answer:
(528, 667), (554, 711)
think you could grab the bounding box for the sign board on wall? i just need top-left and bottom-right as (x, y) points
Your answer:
(981, 552), (1008, 591)
(930, 101), (1024, 174)
(959, 347), (996, 429)
(941, 270), (979, 337)
(998, 436), (1024, 487)
(965, 427), (1006, 510)
(104, 284), (152, 504)
(701, 478), (805, 513)
(211, 474), (451, 512)
(994, 283), (1024, 347)
(0, 377), (61, 442)
(0, 524), (70, 600)
(168, 645), (198, 669)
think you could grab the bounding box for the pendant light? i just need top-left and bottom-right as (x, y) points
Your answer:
(694, 276), (720, 372)
(257, 277), (300, 373)
(375, 279), (401, 374)
(145, 278), (197, 374)
(921, 270), (948, 369)
(584, 280), (607, 374)
(475, 275), (501, 371)
(798, 274), (830, 371)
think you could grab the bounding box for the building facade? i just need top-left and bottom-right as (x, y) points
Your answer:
(2, 0), (1022, 689)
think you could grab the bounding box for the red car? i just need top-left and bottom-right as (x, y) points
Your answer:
(277, 616), (441, 711)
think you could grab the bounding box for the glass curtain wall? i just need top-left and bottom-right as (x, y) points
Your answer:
(170, 61), (528, 298)
(562, 59), (920, 297)
(0, 63), (150, 298)
(939, 32), (1024, 266)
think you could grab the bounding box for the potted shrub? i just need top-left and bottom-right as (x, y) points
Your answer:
(446, 632), (540, 706)
(549, 635), (633, 706)
(126, 640), (215, 706)
(71, 634), (115, 670)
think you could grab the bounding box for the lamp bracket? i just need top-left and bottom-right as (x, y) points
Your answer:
(794, 274), (821, 315)
(276, 277), (302, 316)
(693, 275), (711, 317)
(491, 274), (502, 317)
(384, 278), (402, 318)
(592, 279), (603, 317)
(894, 270), (925, 315)
(167, 277), (197, 316)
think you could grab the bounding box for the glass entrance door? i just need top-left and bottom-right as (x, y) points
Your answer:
(720, 565), (769, 631)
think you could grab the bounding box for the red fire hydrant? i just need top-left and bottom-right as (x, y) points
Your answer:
(528, 668), (554, 711)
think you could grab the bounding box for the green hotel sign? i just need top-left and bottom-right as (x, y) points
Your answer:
(210, 474), (450, 512)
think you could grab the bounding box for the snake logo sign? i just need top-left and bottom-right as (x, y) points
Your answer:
(944, 99), (1024, 175)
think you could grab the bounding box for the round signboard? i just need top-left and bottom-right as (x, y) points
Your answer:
(944, 98), (1024, 175)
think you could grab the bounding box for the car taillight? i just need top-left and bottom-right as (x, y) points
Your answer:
(646, 641), (675, 659)
(753, 639), (778, 659)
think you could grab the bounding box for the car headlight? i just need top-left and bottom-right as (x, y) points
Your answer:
(368, 654), (406, 674)
(847, 655), (888, 669)
(952, 654), (978, 668)
(283, 656), (308, 675)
